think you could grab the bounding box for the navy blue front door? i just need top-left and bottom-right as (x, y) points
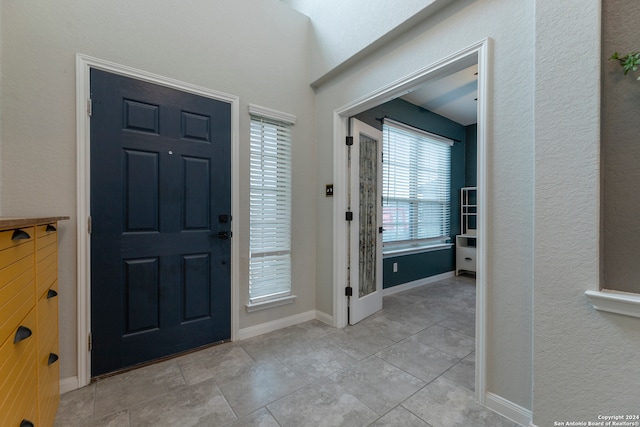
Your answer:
(90, 69), (231, 376)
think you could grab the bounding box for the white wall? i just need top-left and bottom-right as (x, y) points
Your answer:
(280, 0), (455, 85)
(533, 0), (640, 424)
(313, 0), (535, 411)
(1, 0), (316, 384)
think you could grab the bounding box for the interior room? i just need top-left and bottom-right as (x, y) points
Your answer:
(1, 1), (639, 426)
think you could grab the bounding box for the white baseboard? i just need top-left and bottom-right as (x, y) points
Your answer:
(484, 392), (532, 427)
(60, 376), (80, 394)
(238, 309), (318, 340)
(315, 310), (334, 326)
(382, 271), (455, 296)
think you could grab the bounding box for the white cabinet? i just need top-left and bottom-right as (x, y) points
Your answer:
(456, 235), (476, 275)
(456, 187), (477, 275)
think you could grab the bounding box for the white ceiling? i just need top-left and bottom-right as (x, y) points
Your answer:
(401, 64), (478, 126)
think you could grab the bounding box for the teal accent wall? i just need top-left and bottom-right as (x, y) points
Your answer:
(354, 98), (476, 289)
(383, 249), (454, 288)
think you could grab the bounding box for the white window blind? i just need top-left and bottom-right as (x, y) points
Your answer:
(249, 110), (293, 304)
(382, 118), (452, 251)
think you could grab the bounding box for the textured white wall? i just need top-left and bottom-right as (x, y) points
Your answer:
(602, 1), (640, 294)
(280, 0), (454, 84)
(313, 0), (535, 410)
(1, 0), (316, 384)
(533, 0), (640, 423)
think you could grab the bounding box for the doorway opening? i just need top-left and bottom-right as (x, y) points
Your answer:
(332, 38), (490, 403)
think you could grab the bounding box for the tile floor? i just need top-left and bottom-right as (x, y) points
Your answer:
(55, 275), (518, 427)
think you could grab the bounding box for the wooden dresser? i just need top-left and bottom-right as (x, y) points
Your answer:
(0, 217), (68, 427)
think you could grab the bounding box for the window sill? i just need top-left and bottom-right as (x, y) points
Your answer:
(585, 289), (640, 319)
(383, 243), (454, 258)
(246, 294), (297, 313)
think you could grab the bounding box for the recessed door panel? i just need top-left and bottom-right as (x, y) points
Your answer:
(183, 157), (210, 230)
(124, 258), (159, 335)
(125, 150), (159, 232)
(182, 253), (211, 322)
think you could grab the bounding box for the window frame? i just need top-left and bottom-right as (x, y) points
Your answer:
(382, 118), (453, 254)
(247, 104), (296, 310)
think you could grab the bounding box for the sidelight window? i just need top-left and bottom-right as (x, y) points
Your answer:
(248, 105), (296, 307)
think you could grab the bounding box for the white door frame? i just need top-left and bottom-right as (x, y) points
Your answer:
(75, 54), (240, 389)
(332, 38), (491, 403)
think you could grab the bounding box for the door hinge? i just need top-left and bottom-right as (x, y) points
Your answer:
(88, 333), (93, 352)
(87, 98), (93, 117)
(87, 216), (92, 234)
(345, 286), (353, 297)
(345, 211), (353, 221)
(345, 136), (353, 146)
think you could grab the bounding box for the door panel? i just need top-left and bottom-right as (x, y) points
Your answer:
(90, 69), (231, 376)
(349, 119), (383, 325)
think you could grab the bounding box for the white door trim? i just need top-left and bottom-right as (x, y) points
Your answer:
(75, 54), (240, 388)
(331, 38), (491, 404)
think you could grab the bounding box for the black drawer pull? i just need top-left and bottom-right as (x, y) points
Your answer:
(465, 257), (473, 261)
(48, 353), (59, 366)
(14, 326), (32, 344)
(46, 224), (57, 232)
(20, 420), (34, 427)
(47, 289), (58, 299)
(11, 229), (31, 241)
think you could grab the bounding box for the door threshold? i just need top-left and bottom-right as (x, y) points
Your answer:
(90, 339), (230, 382)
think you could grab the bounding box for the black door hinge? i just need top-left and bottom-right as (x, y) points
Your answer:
(345, 286), (353, 297)
(346, 136), (353, 146)
(345, 211), (353, 221)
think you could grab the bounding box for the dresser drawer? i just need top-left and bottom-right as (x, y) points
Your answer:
(36, 223), (58, 238)
(0, 360), (38, 427)
(0, 239), (34, 274)
(38, 334), (60, 427)
(0, 278), (35, 349)
(36, 246), (57, 300)
(456, 246), (477, 272)
(0, 309), (37, 426)
(37, 281), (59, 356)
(0, 255), (35, 336)
(0, 227), (34, 252)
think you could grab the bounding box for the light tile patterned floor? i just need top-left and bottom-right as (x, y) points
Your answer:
(55, 275), (518, 427)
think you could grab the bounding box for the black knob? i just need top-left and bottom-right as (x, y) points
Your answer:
(20, 420), (34, 427)
(47, 289), (58, 299)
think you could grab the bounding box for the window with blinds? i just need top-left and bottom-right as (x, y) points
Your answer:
(382, 118), (452, 252)
(249, 109), (294, 304)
